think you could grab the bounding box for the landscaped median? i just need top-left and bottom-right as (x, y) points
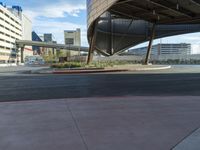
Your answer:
(28, 61), (171, 74)
(52, 69), (129, 74)
(50, 61), (128, 74)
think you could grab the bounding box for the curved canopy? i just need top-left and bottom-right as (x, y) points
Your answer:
(87, 0), (200, 56)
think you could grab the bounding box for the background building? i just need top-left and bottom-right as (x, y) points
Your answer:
(32, 31), (43, 55)
(0, 3), (32, 65)
(22, 13), (32, 59)
(128, 43), (192, 56)
(0, 4), (22, 64)
(39, 35), (44, 41)
(44, 33), (53, 43)
(64, 28), (81, 56)
(43, 33), (57, 55)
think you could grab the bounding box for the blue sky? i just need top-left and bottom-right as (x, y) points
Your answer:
(2, 0), (200, 53)
(3, 0), (87, 45)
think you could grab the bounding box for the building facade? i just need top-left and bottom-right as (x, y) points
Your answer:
(32, 31), (42, 55)
(128, 43), (192, 56)
(0, 4), (22, 64)
(0, 3), (32, 64)
(43, 33), (57, 55)
(64, 28), (81, 56)
(22, 13), (33, 59)
(44, 33), (53, 43)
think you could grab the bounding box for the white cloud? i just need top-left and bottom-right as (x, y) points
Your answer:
(24, 2), (86, 19)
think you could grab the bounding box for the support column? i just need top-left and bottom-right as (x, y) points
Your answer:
(16, 46), (20, 66)
(144, 23), (156, 65)
(53, 48), (55, 55)
(87, 20), (98, 65)
(108, 12), (113, 55)
(87, 37), (95, 64)
(21, 46), (24, 63)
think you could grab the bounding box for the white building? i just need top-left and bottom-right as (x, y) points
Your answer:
(0, 4), (32, 65)
(191, 44), (200, 54)
(22, 14), (33, 59)
(64, 28), (81, 56)
(128, 43), (192, 56)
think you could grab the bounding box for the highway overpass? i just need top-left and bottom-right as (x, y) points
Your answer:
(15, 40), (89, 63)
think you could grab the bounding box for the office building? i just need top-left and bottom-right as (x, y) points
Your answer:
(32, 31), (42, 55)
(43, 33), (57, 55)
(128, 43), (192, 56)
(64, 28), (81, 56)
(44, 33), (53, 43)
(0, 3), (32, 64)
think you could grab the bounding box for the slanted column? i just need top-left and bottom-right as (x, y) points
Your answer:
(87, 45), (94, 64)
(87, 20), (98, 65)
(144, 23), (156, 65)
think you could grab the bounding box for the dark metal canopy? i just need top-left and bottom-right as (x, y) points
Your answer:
(111, 0), (200, 24)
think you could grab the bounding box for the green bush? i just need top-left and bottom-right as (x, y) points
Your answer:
(51, 62), (84, 69)
(51, 60), (144, 69)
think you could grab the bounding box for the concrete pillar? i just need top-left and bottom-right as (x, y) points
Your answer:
(16, 46), (20, 65)
(144, 23), (156, 65)
(53, 48), (55, 55)
(108, 12), (114, 55)
(21, 47), (24, 63)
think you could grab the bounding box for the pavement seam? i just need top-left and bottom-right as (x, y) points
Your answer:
(171, 126), (200, 150)
(1, 96), (200, 104)
(65, 100), (89, 150)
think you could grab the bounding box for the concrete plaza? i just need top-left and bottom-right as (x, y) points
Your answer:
(0, 96), (200, 150)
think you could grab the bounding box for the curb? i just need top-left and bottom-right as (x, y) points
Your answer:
(131, 65), (171, 71)
(28, 65), (171, 74)
(52, 69), (129, 74)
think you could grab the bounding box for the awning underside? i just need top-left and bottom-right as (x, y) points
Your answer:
(110, 0), (200, 24)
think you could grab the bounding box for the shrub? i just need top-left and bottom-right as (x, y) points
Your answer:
(51, 62), (84, 68)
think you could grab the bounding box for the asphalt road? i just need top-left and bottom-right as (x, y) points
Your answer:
(1, 65), (200, 102)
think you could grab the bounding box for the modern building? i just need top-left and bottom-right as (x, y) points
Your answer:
(0, 3), (32, 64)
(129, 43), (192, 56)
(43, 33), (57, 55)
(86, 0), (200, 63)
(32, 31), (42, 55)
(44, 33), (53, 43)
(64, 28), (81, 56)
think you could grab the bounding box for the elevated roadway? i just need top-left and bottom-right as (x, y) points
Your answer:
(16, 40), (89, 52)
(15, 40), (89, 63)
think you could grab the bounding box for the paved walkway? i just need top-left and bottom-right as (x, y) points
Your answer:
(0, 66), (48, 73)
(173, 128), (200, 150)
(0, 96), (200, 150)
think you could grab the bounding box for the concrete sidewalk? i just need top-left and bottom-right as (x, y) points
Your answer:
(0, 66), (49, 73)
(0, 96), (200, 150)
